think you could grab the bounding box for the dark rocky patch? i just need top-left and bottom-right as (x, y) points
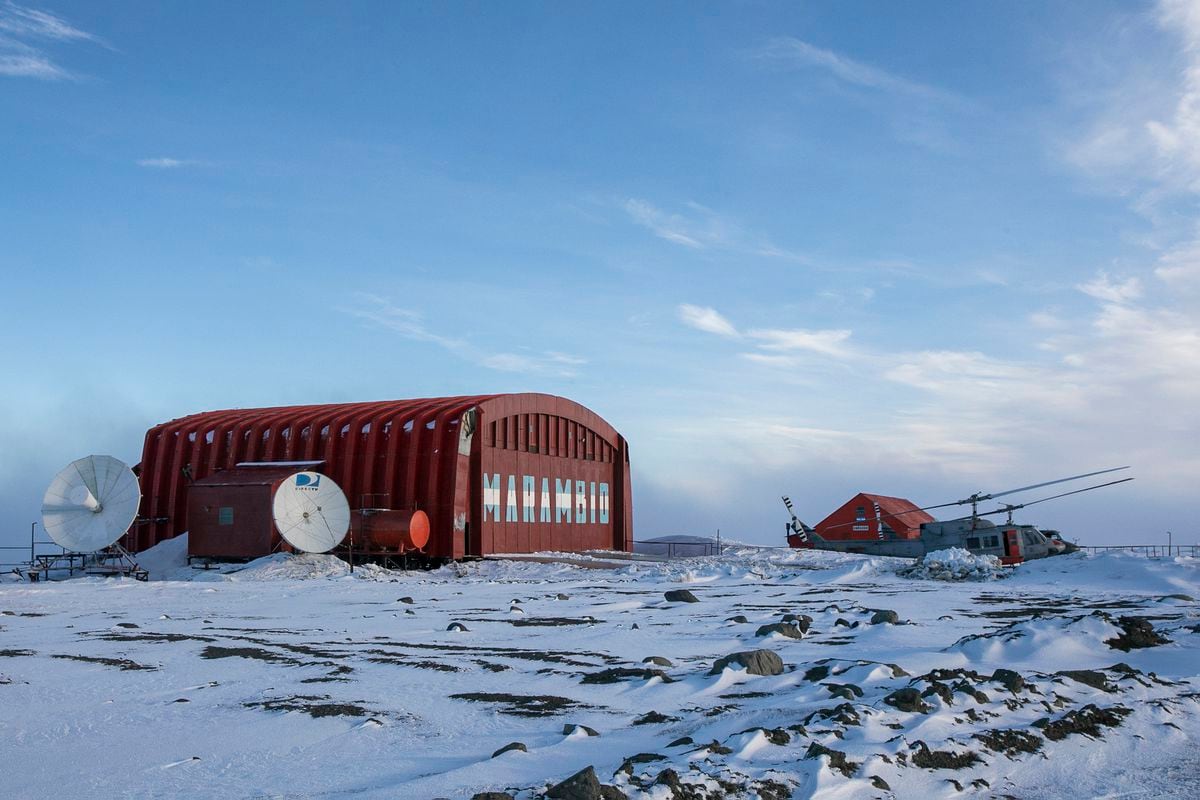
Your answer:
(199, 645), (304, 666)
(922, 682), (955, 705)
(709, 649), (784, 676)
(545, 765), (626, 800)
(883, 687), (931, 713)
(869, 776), (891, 791)
(0, 649), (36, 657)
(450, 692), (587, 717)
(824, 682), (864, 700)
(51, 654), (156, 671)
(398, 597), (414, 604)
(804, 703), (861, 727)
(804, 665), (831, 682)
(725, 615), (748, 624)
(870, 609), (899, 625)
(974, 728), (1044, 756)
(643, 656), (673, 667)
(563, 724), (599, 737)
(447, 622), (470, 632)
(666, 736), (693, 748)
(512, 617), (599, 627)
(834, 618), (858, 629)
(632, 710), (678, 725)
(492, 742), (527, 758)
(1106, 616), (1170, 651)
(992, 668), (1024, 693)
(1056, 670), (1117, 693)
(805, 742), (859, 778)
(1038, 704), (1133, 741)
(910, 742), (981, 770)
(472, 793), (515, 800)
(652, 768), (703, 800)
(244, 695), (368, 718)
(664, 589), (699, 603)
(581, 667), (673, 685)
(617, 752), (666, 775)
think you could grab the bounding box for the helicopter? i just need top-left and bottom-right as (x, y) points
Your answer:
(782, 467), (1133, 564)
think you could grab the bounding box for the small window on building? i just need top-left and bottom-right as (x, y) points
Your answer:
(855, 506), (866, 521)
(218, 507), (234, 526)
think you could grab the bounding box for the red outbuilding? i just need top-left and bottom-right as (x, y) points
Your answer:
(125, 393), (633, 561)
(813, 493), (933, 541)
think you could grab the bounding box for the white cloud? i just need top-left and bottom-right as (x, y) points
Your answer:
(0, 3), (104, 80)
(747, 327), (854, 359)
(341, 293), (585, 378)
(677, 304), (738, 337)
(1076, 272), (1143, 304)
(754, 37), (955, 103)
(623, 198), (808, 262)
(136, 157), (195, 169)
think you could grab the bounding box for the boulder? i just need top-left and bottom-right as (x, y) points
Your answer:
(562, 724), (599, 737)
(643, 656), (673, 667)
(446, 622), (469, 632)
(664, 589), (699, 603)
(991, 668), (1024, 693)
(709, 649), (784, 676)
(546, 766), (602, 799)
(755, 622), (804, 639)
(491, 742), (526, 758)
(1106, 616), (1170, 651)
(883, 687), (931, 713)
(870, 609), (899, 625)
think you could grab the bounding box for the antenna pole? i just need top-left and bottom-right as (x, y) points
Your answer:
(30, 521), (35, 564)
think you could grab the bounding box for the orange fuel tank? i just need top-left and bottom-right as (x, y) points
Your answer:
(352, 509), (430, 552)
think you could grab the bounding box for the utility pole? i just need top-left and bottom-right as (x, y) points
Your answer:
(1167, 530), (1172, 558)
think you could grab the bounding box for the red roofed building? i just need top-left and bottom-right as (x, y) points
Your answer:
(814, 493), (934, 541)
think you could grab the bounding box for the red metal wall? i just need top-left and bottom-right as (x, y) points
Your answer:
(813, 493), (933, 541)
(128, 394), (633, 558)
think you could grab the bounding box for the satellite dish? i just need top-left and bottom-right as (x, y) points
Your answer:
(272, 471), (350, 553)
(41, 455), (141, 552)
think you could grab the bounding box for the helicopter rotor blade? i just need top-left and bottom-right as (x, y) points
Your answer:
(972, 477), (1135, 519)
(981, 466), (1130, 503)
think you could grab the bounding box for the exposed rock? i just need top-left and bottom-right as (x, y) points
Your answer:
(599, 788), (627, 800)
(1106, 616), (1170, 651)
(446, 622), (469, 632)
(870, 609), (900, 625)
(1038, 704), (1133, 741)
(974, 728), (1044, 756)
(632, 710), (678, 725)
(652, 768), (702, 800)
(804, 665), (831, 682)
(823, 682), (863, 700)
(781, 614), (813, 633)
(804, 742), (859, 778)
(666, 736), (693, 748)
(546, 766), (602, 799)
(471, 793), (515, 800)
(910, 743), (981, 770)
(556, 593), (571, 600)
(834, 618), (858, 629)
(1057, 669), (1117, 693)
(709, 649), (784, 676)
(643, 656), (673, 667)
(491, 741), (527, 758)
(804, 702), (861, 727)
(922, 682), (954, 705)
(726, 615), (749, 624)
(664, 589), (699, 603)
(883, 687), (931, 713)
(992, 668), (1024, 693)
(617, 752), (665, 775)
(581, 667), (673, 685)
(755, 622), (805, 639)
(869, 776), (891, 791)
(398, 597), (414, 604)
(562, 724), (599, 737)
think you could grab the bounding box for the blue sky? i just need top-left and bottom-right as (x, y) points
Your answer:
(2, 1), (1198, 550)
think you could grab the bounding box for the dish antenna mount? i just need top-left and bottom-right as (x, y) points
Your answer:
(272, 471), (350, 553)
(41, 455), (141, 553)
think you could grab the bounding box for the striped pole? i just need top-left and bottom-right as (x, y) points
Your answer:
(873, 500), (885, 539)
(781, 496), (808, 543)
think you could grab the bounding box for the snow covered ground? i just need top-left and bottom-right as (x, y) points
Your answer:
(1, 543), (1198, 799)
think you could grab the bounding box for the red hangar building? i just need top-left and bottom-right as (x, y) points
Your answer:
(126, 394), (633, 561)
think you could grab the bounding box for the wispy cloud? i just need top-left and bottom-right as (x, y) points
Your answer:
(1077, 272), (1142, 304)
(754, 37), (956, 103)
(136, 157), (198, 169)
(342, 293), (587, 378)
(678, 304), (738, 337)
(624, 198), (809, 262)
(0, 3), (105, 80)
(677, 303), (856, 360)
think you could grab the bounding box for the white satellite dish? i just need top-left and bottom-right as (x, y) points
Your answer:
(272, 471), (350, 553)
(41, 455), (141, 553)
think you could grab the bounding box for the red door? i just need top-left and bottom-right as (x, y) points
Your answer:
(1001, 528), (1023, 565)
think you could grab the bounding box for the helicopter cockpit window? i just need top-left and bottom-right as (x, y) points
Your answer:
(1023, 531), (1040, 545)
(966, 537), (981, 550)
